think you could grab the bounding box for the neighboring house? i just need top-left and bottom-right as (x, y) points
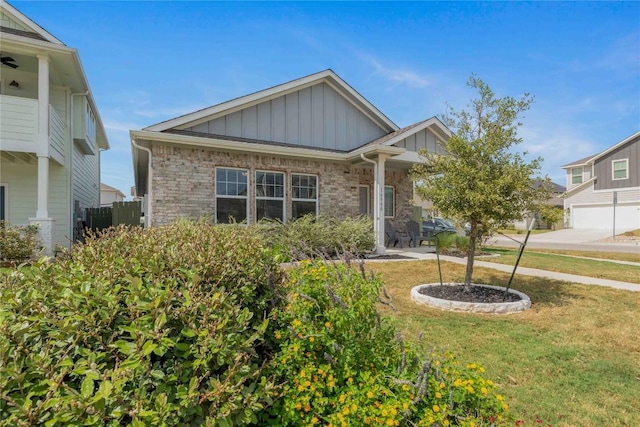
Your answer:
(562, 131), (640, 231)
(0, 0), (109, 254)
(100, 183), (125, 207)
(512, 180), (566, 230)
(131, 69), (450, 252)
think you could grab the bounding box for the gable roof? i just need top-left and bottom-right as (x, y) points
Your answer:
(561, 130), (640, 169)
(1, 0), (63, 45)
(1, 0), (110, 151)
(144, 69), (399, 134)
(362, 116), (451, 149)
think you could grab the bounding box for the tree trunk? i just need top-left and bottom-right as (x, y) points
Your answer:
(464, 234), (477, 292)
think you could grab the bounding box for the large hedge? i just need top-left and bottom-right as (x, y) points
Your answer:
(0, 220), (285, 426)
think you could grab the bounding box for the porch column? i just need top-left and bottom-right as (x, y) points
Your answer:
(30, 54), (54, 256)
(374, 154), (388, 254)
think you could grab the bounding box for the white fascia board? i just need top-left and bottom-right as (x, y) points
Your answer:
(563, 177), (596, 197)
(2, 32), (109, 150)
(130, 130), (348, 161)
(590, 130), (640, 163)
(1, 0), (64, 44)
(382, 117), (451, 147)
(347, 144), (405, 161)
(144, 70), (398, 133)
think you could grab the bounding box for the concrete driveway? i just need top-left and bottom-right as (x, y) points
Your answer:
(486, 228), (640, 254)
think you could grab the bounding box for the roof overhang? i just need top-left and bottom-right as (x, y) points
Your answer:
(130, 130), (413, 196)
(0, 27), (109, 150)
(143, 69), (399, 134)
(564, 176), (596, 196)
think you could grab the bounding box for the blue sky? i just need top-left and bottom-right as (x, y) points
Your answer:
(13, 1), (640, 197)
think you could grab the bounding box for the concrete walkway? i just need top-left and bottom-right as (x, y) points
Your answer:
(376, 246), (640, 292)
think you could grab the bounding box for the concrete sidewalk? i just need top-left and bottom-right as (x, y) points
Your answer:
(377, 246), (639, 292)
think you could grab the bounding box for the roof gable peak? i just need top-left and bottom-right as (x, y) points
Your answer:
(1, 0), (64, 45)
(143, 70), (398, 133)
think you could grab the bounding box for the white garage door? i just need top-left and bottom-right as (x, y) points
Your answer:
(572, 203), (640, 230)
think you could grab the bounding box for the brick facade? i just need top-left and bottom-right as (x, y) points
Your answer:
(150, 143), (415, 227)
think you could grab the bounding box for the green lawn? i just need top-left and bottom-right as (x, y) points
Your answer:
(368, 260), (640, 427)
(481, 248), (640, 284)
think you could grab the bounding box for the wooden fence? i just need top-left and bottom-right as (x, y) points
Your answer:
(85, 201), (142, 232)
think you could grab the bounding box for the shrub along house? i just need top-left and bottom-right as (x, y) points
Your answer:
(130, 70), (450, 252)
(0, 0), (109, 254)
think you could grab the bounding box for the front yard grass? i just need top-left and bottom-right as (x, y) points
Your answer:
(483, 247), (640, 283)
(368, 260), (640, 427)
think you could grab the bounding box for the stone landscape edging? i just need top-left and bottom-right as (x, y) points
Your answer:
(411, 283), (531, 314)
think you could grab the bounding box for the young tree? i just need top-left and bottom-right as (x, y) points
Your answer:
(412, 75), (558, 289)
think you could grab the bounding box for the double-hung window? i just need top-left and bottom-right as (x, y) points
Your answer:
(216, 168), (248, 223)
(612, 159), (628, 180)
(384, 186), (395, 217)
(292, 174), (318, 219)
(256, 171), (285, 221)
(571, 168), (583, 185)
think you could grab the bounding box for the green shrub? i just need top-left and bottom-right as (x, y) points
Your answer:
(260, 259), (507, 426)
(0, 221), (39, 261)
(257, 215), (374, 260)
(0, 220), (285, 426)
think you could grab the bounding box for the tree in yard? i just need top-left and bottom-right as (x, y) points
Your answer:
(411, 75), (560, 289)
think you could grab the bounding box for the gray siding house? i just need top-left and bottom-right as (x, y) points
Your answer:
(562, 131), (640, 230)
(130, 70), (450, 252)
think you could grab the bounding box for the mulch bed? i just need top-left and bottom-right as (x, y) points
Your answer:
(418, 284), (522, 303)
(364, 254), (413, 260)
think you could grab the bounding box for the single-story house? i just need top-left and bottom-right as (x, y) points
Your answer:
(130, 69), (450, 252)
(0, 0), (109, 254)
(562, 130), (640, 231)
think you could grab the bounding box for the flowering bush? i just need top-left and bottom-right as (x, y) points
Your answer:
(260, 258), (507, 426)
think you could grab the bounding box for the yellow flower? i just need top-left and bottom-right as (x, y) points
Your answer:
(300, 370), (306, 378)
(351, 403), (357, 412)
(339, 394), (346, 404)
(487, 380), (494, 386)
(469, 422), (476, 427)
(466, 386), (474, 394)
(386, 419), (395, 426)
(296, 402), (302, 410)
(496, 394), (504, 401)
(454, 379), (463, 387)
(390, 407), (397, 415)
(275, 332), (282, 340)
(502, 403), (509, 411)
(342, 407), (350, 415)
(443, 420), (450, 426)
(309, 336), (315, 343)
(481, 387), (488, 394)
(432, 405), (440, 413)
(435, 391), (442, 399)
(367, 391), (374, 399)
(325, 321), (331, 328)
(439, 382), (445, 389)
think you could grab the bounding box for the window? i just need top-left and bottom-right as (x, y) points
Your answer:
(216, 168), (248, 223)
(256, 171), (285, 221)
(292, 174), (317, 219)
(358, 185), (369, 216)
(571, 168), (583, 185)
(612, 159), (628, 180)
(0, 185), (6, 221)
(384, 186), (395, 217)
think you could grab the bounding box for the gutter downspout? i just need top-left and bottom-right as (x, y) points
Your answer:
(361, 153), (385, 254)
(131, 138), (152, 228)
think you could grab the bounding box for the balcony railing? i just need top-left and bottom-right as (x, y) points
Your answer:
(0, 94), (39, 153)
(0, 94), (67, 164)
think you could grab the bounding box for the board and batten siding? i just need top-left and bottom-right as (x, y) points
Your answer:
(184, 82), (388, 151)
(0, 10), (30, 31)
(392, 128), (447, 155)
(593, 135), (640, 191)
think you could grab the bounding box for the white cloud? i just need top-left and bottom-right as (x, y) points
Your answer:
(357, 52), (431, 88)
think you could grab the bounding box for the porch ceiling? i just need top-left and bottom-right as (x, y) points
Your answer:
(0, 151), (37, 163)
